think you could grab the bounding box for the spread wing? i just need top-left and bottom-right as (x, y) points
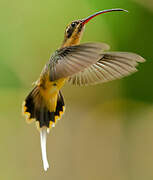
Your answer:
(68, 52), (145, 86)
(46, 43), (110, 81)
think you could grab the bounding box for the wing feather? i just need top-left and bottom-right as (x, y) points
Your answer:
(46, 43), (109, 81)
(68, 52), (145, 86)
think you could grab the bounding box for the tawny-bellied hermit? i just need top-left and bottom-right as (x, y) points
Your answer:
(22, 8), (145, 171)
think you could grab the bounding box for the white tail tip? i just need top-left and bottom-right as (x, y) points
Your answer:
(40, 128), (49, 171)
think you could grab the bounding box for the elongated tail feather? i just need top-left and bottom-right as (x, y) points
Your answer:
(40, 128), (49, 171)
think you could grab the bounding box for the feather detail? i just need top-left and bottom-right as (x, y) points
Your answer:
(40, 128), (49, 171)
(68, 51), (145, 86)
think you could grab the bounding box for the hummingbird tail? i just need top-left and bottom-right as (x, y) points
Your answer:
(22, 86), (65, 129)
(22, 86), (65, 171)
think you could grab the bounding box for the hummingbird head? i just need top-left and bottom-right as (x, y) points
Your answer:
(62, 20), (85, 47)
(62, 8), (128, 48)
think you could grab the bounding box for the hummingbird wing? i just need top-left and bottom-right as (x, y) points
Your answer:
(46, 43), (110, 81)
(68, 52), (145, 86)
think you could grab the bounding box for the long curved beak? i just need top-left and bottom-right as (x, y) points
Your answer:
(81, 8), (128, 25)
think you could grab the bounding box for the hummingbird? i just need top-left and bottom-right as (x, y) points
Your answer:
(22, 9), (145, 171)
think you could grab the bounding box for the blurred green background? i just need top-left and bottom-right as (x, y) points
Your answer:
(0, 0), (153, 179)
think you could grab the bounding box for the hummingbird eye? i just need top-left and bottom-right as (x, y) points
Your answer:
(71, 22), (76, 27)
(65, 21), (80, 38)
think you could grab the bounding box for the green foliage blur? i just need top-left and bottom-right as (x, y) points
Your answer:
(0, 0), (152, 179)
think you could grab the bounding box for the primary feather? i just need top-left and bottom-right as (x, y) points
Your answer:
(68, 51), (145, 86)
